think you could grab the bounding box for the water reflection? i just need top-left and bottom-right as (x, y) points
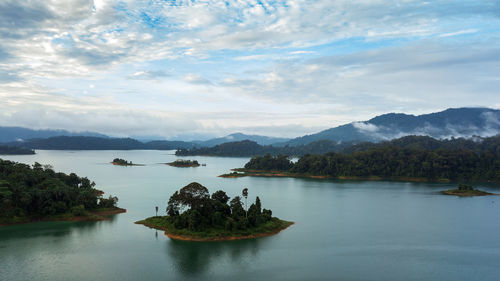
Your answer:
(0, 214), (120, 242)
(167, 237), (267, 277)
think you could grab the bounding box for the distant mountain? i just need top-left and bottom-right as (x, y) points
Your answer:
(284, 107), (500, 146)
(0, 126), (108, 143)
(196, 133), (289, 147)
(6, 136), (195, 150)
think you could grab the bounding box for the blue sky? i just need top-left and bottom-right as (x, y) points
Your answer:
(0, 0), (499, 139)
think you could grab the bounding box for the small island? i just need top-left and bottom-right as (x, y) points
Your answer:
(443, 184), (495, 197)
(0, 159), (125, 226)
(166, 159), (200, 167)
(111, 158), (142, 166)
(219, 171), (246, 178)
(136, 182), (293, 241)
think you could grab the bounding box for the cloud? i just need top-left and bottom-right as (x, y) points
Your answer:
(0, 1), (499, 138)
(127, 70), (169, 80)
(352, 122), (379, 133)
(184, 74), (212, 85)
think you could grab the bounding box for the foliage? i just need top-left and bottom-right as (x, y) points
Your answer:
(164, 182), (275, 233)
(0, 159), (118, 222)
(112, 158), (133, 165)
(175, 139), (351, 157)
(242, 135), (500, 182)
(245, 154), (293, 171)
(0, 145), (35, 155)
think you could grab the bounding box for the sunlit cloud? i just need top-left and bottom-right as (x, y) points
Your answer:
(0, 0), (499, 138)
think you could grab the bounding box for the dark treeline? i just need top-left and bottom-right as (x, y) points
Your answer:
(5, 136), (195, 150)
(0, 159), (118, 223)
(0, 145), (35, 155)
(166, 182), (273, 231)
(244, 135), (500, 182)
(176, 135), (500, 158)
(176, 139), (353, 157)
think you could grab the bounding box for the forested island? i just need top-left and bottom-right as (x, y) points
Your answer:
(0, 145), (35, 155)
(167, 159), (200, 167)
(443, 184), (495, 196)
(111, 158), (141, 166)
(136, 182), (292, 241)
(222, 135), (500, 183)
(0, 159), (125, 226)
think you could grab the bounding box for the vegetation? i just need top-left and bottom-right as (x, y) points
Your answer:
(0, 159), (123, 225)
(136, 182), (292, 241)
(175, 139), (353, 157)
(6, 136), (195, 150)
(237, 135), (500, 183)
(442, 184), (495, 196)
(0, 145), (35, 155)
(167, 159), (200, 167)
(112, 158), (135, 166)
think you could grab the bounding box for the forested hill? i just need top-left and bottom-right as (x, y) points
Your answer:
(241, 135), (500, 183)
(0, 145), (35, 155)
(176, 135), (500, 157)
(5, 136), (195, 150)
(176, 139), (355, 157)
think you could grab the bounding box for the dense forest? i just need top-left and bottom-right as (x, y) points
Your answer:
(0, 159), (119, 224)
(3, 136), (195, 150)
(137, 182), (291, 239)
(176, 135), (500, 158)
(0, 145), (35, 155)
(176, 139), (353, 157)
(243, 135), (500, 182)
(166, 182), (274, 231)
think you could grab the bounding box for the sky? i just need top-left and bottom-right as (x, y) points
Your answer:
(0, 0), (499, 140)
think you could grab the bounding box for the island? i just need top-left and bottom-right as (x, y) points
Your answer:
(0, 145), (35, 155)
(111, 158), (142, 166)
(166, 159), (200, 167)
(443, 184), (495, 197)
(136, 182), (293, 241)
(219, 171), (246, 178)
(0, 159), (125, 226)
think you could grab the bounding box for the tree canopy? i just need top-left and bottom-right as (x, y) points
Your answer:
(0, 159), (119, 223)
(165, 182), (274, 232)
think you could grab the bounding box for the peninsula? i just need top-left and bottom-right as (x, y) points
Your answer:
(219, 137), (500, 184)
(0, 159), (125, 226)
(136, 182), (293, 241)
(166, 159), (200, 167)
(442, 184), (495, 197)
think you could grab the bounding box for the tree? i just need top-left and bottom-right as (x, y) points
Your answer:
(155, 206), (158, 217)
(178, 182), (210, 211)
(242, 188), (248, 218)
(211, 190), (230, 204)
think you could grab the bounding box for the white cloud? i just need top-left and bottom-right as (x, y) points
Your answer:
(0, 0), (499, 138)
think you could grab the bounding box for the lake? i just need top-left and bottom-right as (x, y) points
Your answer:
(1, 150), (500, 281)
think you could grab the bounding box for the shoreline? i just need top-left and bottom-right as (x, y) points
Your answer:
(111, 162), (144, 166)
(0, 207), (126, 227)
(442, 190), (497, 197)
(165, 163), (200, 167)
(220, 169), (500, 184)
(135, 219), (294, 242)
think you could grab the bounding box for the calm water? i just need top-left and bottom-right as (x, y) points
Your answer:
(1, 150), (500, 281)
